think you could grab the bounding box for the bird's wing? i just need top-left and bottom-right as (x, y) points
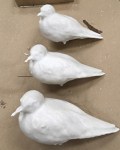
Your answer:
(30, 98), (118, 144)
(32, 98), (85, 142)
(44, 13), (83, 37)
(39, 52), (81, 78)
(40, 13), (102, 42)
(46, 98), (84, 114)
(41, 98), (119, 140)
(39, 52), (104, 81)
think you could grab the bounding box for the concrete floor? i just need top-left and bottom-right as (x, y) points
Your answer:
(0, 0), (120, 150)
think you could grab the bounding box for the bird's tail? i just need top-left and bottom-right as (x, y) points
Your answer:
(88, 125), (119, 138)
(78, 27), (103, 39)
(81, 123), (119, 139)
(77, 64), (105, 78)
(78, 114), (119, 139)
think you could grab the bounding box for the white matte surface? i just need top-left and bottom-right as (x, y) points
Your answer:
(12, 90), (119, 145)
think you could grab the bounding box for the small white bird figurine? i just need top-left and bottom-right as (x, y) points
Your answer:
(37, 4), (103, 44)
(25, 44), (105, 86)
(11, 90), (119, 145)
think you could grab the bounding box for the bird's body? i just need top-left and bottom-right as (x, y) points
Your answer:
(38, 5), (103, 44)
(25, 45), (105, 86)
(12, 90), (119, 145)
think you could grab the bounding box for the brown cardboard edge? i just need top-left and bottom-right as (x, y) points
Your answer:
(15, 0), (74, 7)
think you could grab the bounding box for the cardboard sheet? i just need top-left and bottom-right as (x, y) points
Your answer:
(0, 0), (120, 150)
(15, 0), (74, 6)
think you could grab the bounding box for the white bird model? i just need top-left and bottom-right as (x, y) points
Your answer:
(37, 4), (103, 44)
(11, 90), (119, 145)
(25, 44), (105, 86)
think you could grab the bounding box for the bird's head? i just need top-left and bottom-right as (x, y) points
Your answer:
(11, 90), (45, 116)
(25, 44), (48, 62)
(37, 4), (55, 18)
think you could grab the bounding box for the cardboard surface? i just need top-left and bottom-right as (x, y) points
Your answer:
(0, 0), (120, 150)
(15, 0), (74, 6)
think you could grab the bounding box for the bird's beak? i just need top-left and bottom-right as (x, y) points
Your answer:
(25, 56), (33, 62)
(37, 12), (41, 17)
(24, 53), (29, 56)
(11, 106), (23, 117)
